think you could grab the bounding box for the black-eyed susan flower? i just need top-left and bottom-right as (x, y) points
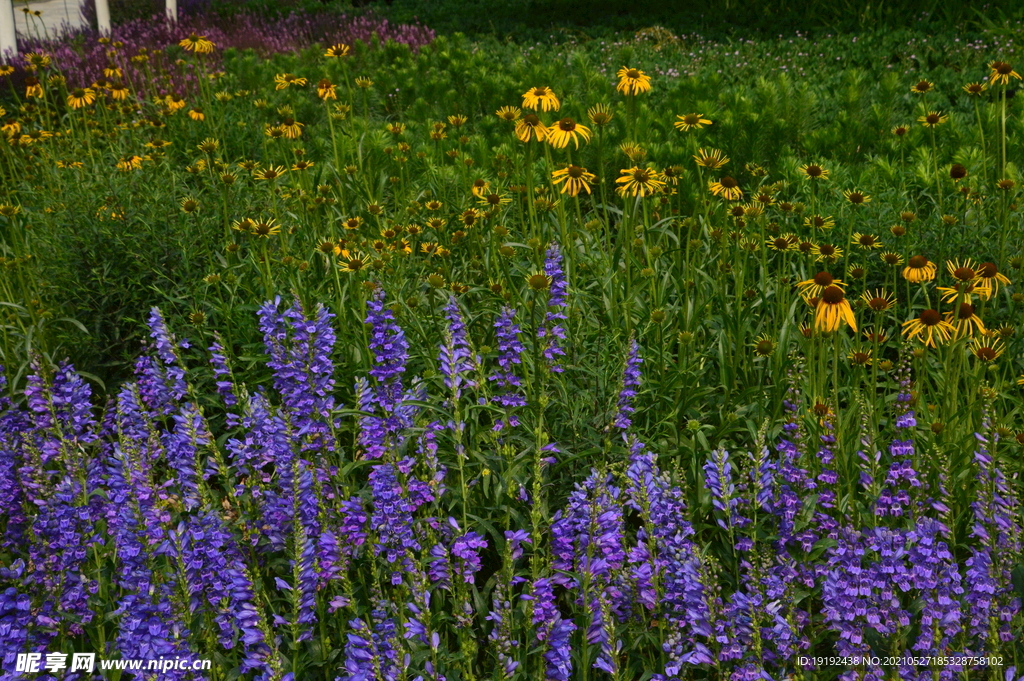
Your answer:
(339, 250), (367, 272)
(587, 103), (613, 127)
(902, 309), (954, 347)
(479, 191), (513, 207)
(188, 107), (205, 121)
(448, 114), (468, 128)
(24, 52), (51, 70)
(179, 195), (200, 214)
(662, 165), (684, 185)
(470, 179), (490, 198)
(804, 214), (835, 230)
(971, 337), (1005, 362)
(116, 155), (143, 171)
(514, 114), (548, 143)
(164, 94), (186, 112)
(616, 67), (652, 95)
(891, 124), (910, 139)
(902, 255), (936, 282)
(551, 165), (596, 196)
(620, 142), (647, 162)
(547, 118), (591, 149)
(0, 65), (14, 77)
(254, 165), (287, 181)
(848, 348), (872, 366)
(989, 61), (1021, 86)
(798, 163), (829, 180)
(24, 77), (42, 98)
(860, 288), (896, 312)
(918, 111), (949, 128)
(67, 88), (96, 109)
(708, 176), (742, 201)
(317, 79), (337, 100)
(250, 217), (281, 237)
(342, 216), (363, 231)
(495, 106), (521, 122)
(816, 286), (857, 332)
(280, 117), (303, 139)
(292, 160), (314, 172)
(814, 243), (842, 263)
(616, 166), (666, 197)
(354, 77), (374, 89)
(674, 113), (711, 131)
(798, 271), (843, 298)
(56, 159), (83, 169)
(852, 232), (882, 250)
(751, 333), (775, 357)
(963, 82), (987, 96)
(862, 327), (888, 343)
(179, 33), (215, 54)
(977, 262), (1011, 296)
(274, 73), (307, 90)
(693, 148), (729, 169)
(324, 43), (351, 58)
(946, 258), (982, 285)
(521, 86), (560, 112)
(843, 189), (871, 206)
(910, 79), (934, 94)
(950, 163), (968, 181)
(767, 234), (797, 251)
(945, 302), (986, 338)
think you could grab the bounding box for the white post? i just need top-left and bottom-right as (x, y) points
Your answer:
(166, 0), (177, 23)
(0, 0), (17, 60)
(95, 0), (110, 35)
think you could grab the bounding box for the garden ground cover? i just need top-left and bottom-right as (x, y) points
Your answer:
(0, 7), (1023, 681)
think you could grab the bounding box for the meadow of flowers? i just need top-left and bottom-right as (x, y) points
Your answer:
(0, 9), (1023, 681)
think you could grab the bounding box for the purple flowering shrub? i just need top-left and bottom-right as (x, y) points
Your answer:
(0, 269), (1021, 681)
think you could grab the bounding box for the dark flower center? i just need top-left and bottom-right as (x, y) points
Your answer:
(979, 262), (997, 277)
(957, 303), (975, 320)
(627, 69), (641, 79)
(805, 165), (822, 177)
(868, 297), (888, 311)
(920, 309), (941, 326)
(684, 114), (700, 125)
(567, 166), (584, 178)
(908, 255), (928, 268)
(813, 272), (833, 286)
(720, 176), (737, 188)
(819, 244), (836, 256)
(523, 114), (540, 126)
(558, 118), (576, 131)
(953, 266), (976, 281)
(821, 286), (844, 304)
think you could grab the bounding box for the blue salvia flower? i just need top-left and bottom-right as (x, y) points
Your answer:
(704, 448), (742, 531)
(537, 243), (568, 373)
(339, 604), (402, 681)
(907, 517), (963, 658)
(293, 459), (319, 641)
(489, 307), (526, 431)
(366, 288), (409, 413)
(486, 581), (520, 679)
(29, 478), (97, 637)
(369, 463), (420, 584)
(0, 367), (30, 548)
(259, 297), (337, 456)
(208, 334), (240, 415)
(450, 530), (488, 584)
(543, 618), (576, 681)
(613, 335), (642, 430)
(147, 307), (189, 410)
(440, 296), (479, 401)
(160, 402), (207, 511)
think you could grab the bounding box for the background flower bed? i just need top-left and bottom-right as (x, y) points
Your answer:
(0, 8), (1023, 681)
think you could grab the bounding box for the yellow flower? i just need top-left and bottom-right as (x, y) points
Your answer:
(495, 106), (521, 122)
(546, 118), (591, 149)
(977, 261), (1012, 297)
(963, 82), (987, 96)
(514, 113), (548, 143)
(324, 43), (351, 58)
(815, 286), (857, 333)
(109, 83), (129, 100)
(693, 148), (729, 169)
(989, 61), (1022, 86)
(910, 79), (934, 94)
(918, 111), (949, 128)
(902, 255), (936, 282)
(852, 232), (882, 249)
(902, 309), (954, 347)
(797, 271), (844, 298)
(274, 73), (307, 90)
(798, 163), (829, 180)
(280, 117), (303, 139)
(317, 79), (337, 100)
(970, 337), (1005, 362)
(178, 33), (215, 54)
(254, 165), (287, 181)
(116, 155), (143, 171)
(354, 77), (374, 89)
(616, 67), (652, 95)
(180, 195), (200, 213)
(843, 189), (871, 206)
(945, 302), (986, 339)
(804, 215), (835, 230)
(551, 165), (596, 196)
(66, 88), (96, 109)
(708, 176), (742, 201)
(587, 103), (613, 127)
(674, 113), (711, 131)
(616, 166), (665, 197)
(860, 289), (896, 312)
(521, 86), (560, 112)
(24, 77), (42, 98)
(188, 107), (205, 121)
(250, 218), (281, 238)
(0, 65), (14, 77)
(164, 94), (186, 112)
